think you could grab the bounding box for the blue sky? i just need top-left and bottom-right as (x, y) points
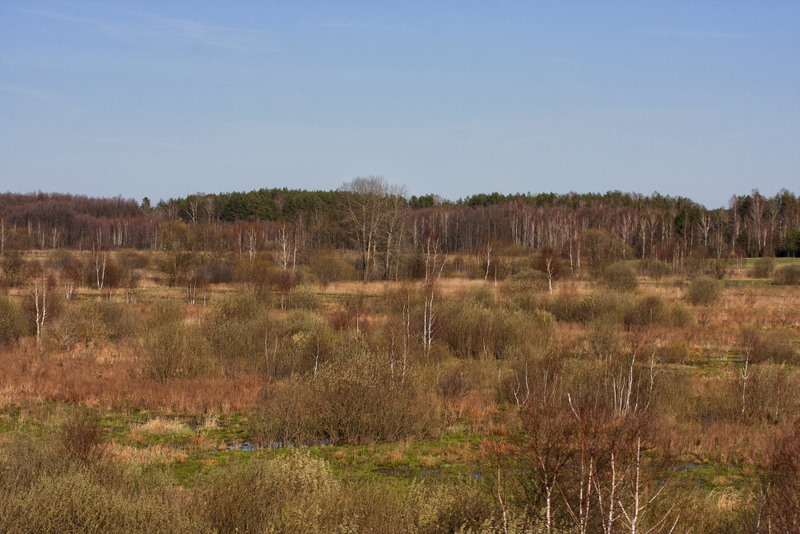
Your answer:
(1, 1), (798, 208)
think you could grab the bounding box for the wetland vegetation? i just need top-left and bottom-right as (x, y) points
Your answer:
(1, 185), (799, 532)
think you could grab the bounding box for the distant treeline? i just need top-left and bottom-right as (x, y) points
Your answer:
(2, 187), (799, 263)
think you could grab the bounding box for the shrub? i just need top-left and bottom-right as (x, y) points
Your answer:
(194, 259), (236, 284)
(397, 480), (496, 534)
(686, 276), (721, 305)
(773, 263), (800, 285)
(22, 276), (64, 337)
(462, 285), (496, 308)
(233, 254), (278, 300)
(314, 352), (439, 444)
(1, 250), (27, 287)
(601, 262), (639, 292)
(581, 229), (627, 278)
(0, 411), (208, 533)
(750, 257), (775, 278)
(101, 260), (125, 289)
(203, 296), (267, 375)
(709, 257), (731, 280)
(759, 425), (800, 531)
(308, 250), (357, 285)
(143, 322), (216, 381)
(587, 318), (622, 360)
(53, 300), (140, 349)
(640, 259), (672, 280)
(657, 339), (693, 365)
(207, 292), (262, 322)
(542, 290), (630, 324)
(202, 452), (341, 533)
(82, 256), (125, 289)
(684, 254), (705, 278)
(0, 296), (26, 347)
(116, 249), (151, 270)
(334, 478), (497, 534)
(441, 297), (549, 359)
(284, 285), (321, 311)
(669, 301), (695, 328)
(262, 310), (352, 378)
(749, 329), (798, 364)
(251, 375), (319, 446)
(503, 272), (547, 312)
(5, 468), (208, 534)
(205, 317), (264, 376)
(625, 293), (670, 328)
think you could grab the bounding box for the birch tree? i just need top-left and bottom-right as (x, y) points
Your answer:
(30, 275), (50, 346)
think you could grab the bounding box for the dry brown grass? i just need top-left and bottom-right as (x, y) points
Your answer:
(132, 417), (190, 435)
(694, 422), (780, 464)
(0, 344), (262, 413)
(106, 441), (188, 465)
(444, 390), (498, 428)
(383, 443), (409, 463)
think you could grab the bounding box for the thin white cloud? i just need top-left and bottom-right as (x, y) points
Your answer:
(637, 28), (748, 40)
(0, 84), (56, 100)
(4, 4), (272, 53)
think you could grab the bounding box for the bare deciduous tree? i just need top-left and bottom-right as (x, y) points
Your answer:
(0, 217), (7, 257)
(339, 176), (407, 282)
(31, 275), (49, 346)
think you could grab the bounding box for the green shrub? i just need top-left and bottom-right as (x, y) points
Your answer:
(441, 299), (496, 359)
(441, 296), (551, 359)
(233, 254), (279, 301)
(542, 290), (630, 324)
(750, 257), (775, 278)
(587, 318), (622, 360)
(669, 301), (695, 328)
(625, 293), (670, 327)
(1, 250), (27, 287)
(503, 272), (547, 312)
(308, 250), (357, 285)
(116, 249), (151, 270)
(270, 312), (347, 377)
(143, 322), (216, 381)
(314, 352), (439, 444)
(601, 262), (639, 292)
(5, 468), (208, 534)
(51, 300), (140, 349)
(203, 452), (341, 533)
(581, 229), (627, 278)
(398, 480), (496, 534)
(773, 263), (800, 285)
(0, 410), (208, 533)
(194, 259), (236, 284)
(285, 285), (321, 310)
(251, 375), (319, 446)
(750, 330), (798, 364)
(200, 293), (269, 374)
(683, 254), (705, 278)
(146, 299), (185, 328)
(0, 296), (26, 347)
(657, 339), (693, 365)
(462, 285), (497, 308)
(640, 259), (672, 280)
(709, 257), (731, 280)
(205, 317), (264, 375)
(207, 292), (262, 322)
(686, 276), (722, 305)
